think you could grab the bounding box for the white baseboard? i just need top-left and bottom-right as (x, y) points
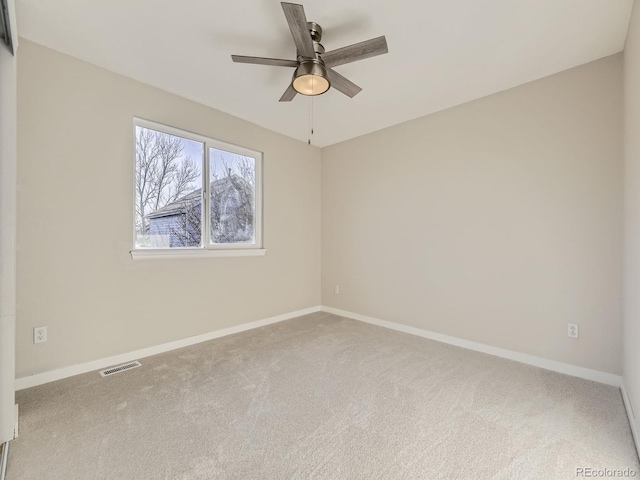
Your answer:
(15, 305), (322, 390)
(321, 306), (622, 387)
(15, 304), (623, 391)
(621, 381), (640, 457)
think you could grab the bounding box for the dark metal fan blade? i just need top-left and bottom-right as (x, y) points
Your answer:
(231, 55), (298, 67)
(322, 36), (388, 68)
(279, 84), (298, 102)
(326, 68), (362, 98)
(281, 2), (316, 58)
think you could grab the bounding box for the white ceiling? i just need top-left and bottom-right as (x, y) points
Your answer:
(16, 0), (633, 147)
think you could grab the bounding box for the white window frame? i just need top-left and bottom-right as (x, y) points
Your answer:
(130, 118), (265, 260)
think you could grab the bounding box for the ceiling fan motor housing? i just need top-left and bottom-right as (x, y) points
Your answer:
(296, 22), (325, 60)
(291, 20), (330, 96)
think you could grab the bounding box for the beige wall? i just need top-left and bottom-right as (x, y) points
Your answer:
(624, 0), (640, 439)
(322, 55), (623, 374)
(16, 40), (321, 378)
(16, 39), (627, 382)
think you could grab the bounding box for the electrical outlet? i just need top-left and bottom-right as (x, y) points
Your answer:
(33, 326), (47, 344)
(335, 285), (340, 294)
(568, 323), (579, 339)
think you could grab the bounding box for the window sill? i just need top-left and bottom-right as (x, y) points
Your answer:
(130, 248), (266, 261)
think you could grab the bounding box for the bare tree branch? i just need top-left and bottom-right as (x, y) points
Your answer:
(135, 128), (200, 237)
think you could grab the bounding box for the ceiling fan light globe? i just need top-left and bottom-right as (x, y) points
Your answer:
(293, 74), (330, 96)
(292, 60), (330, 96)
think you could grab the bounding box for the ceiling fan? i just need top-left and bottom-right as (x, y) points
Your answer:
(231, 2), (388, 102)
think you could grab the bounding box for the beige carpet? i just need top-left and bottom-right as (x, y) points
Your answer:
(7, 312), (639, 479)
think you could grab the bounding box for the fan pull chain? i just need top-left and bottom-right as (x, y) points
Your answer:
(308, 95), (314, 145)
(308, 96), (311, 145)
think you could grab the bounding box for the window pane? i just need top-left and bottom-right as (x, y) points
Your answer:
(209, 148), (255, 244)
(135, 126), (203, 248)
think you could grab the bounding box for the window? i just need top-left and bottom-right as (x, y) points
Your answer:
(132, 119), (263, 259)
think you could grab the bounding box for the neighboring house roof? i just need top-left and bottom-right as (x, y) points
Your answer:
(146, 175), (248, 219)
(146, 189), (201, 219)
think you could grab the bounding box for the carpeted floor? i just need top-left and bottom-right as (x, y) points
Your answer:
(7, 312), (640, 479)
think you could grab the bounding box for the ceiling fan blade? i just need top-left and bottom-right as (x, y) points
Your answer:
(281, 2), (316, 59)
(326, 68), (362, 98)
(231, 55), (298, 68)
(279, 84), (298, 102)
(322, 36), (388, 68)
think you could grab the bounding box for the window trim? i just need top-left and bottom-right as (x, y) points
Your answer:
(131, 118), (264, 259)
(130, 248), (266, 261)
